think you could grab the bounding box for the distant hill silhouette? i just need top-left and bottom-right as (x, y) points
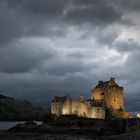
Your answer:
(0, 94), (10, 99)
(0, 94), (46, 121)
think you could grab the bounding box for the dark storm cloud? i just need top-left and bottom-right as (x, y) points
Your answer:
(0, 0), (131, 47)
(0, 0), (140, 113)
(114, 39), (140, 52)
(0, 38), (56, 73)
(125, 97), (140, 112)
(0, 1), (24, 45)
(42, 60), (85, 76)
(65, 4), (122, 26)
(0, 0), (66, 46)
(0, 0), (126, 46)
(8, 0), (65, 16)
(119, 0), (140, 11)
(94, 29), (118, 45)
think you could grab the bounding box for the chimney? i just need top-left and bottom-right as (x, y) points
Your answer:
(110, 77), (115, 83)
(98, 81), (103, 85)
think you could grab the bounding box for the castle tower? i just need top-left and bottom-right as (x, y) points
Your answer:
(91, 78), (125, 111)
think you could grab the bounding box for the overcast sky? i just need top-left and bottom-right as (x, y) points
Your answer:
(0, 0), (140, 112)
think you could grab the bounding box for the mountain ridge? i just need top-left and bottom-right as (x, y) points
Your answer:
(0, 94), (47, 121)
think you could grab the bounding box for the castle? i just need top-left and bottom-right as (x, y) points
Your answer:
(51, 78), (130, 119)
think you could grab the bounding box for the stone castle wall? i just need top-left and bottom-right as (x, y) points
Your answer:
(71, 100), (89, 117)
(91, 88), (103, 100)
(91, 78), (125, 111)
(51, 102), (63, 116)
(105, 87), (124, 110)
(88, 106), (105, 119)
(52, 98), (105, 119)
(51, 78), (128, 119)
(62, 99), (105, 119)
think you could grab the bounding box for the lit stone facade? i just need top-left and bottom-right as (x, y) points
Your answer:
(51, 78), (129, 119)
(91, 78), (125, 111)
(51, 96), (105, 119)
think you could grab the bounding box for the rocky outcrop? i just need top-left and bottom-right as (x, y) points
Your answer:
(8, 121), (38, 132)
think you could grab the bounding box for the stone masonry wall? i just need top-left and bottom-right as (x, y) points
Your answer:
(91, 79), (125, 111)
(61, 99), (105, 119)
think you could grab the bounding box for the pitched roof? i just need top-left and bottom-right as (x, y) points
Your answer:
(94, 79), (120, 89)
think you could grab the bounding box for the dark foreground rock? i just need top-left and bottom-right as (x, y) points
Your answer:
(7, 120), (140, 140)
(8, 122), (114, 135)
(104, 130), (140, 140)
(1, 130), (140, 140)
(0, 133), (93, 140)
(8, 121), (38, 132)
(7, 121), (121, 136)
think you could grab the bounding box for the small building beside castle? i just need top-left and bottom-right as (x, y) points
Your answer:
(51, 78), (130, 119)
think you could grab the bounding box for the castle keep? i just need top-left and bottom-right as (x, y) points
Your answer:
(51, 78), (129, 119)
(91, 78), (124, 111)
